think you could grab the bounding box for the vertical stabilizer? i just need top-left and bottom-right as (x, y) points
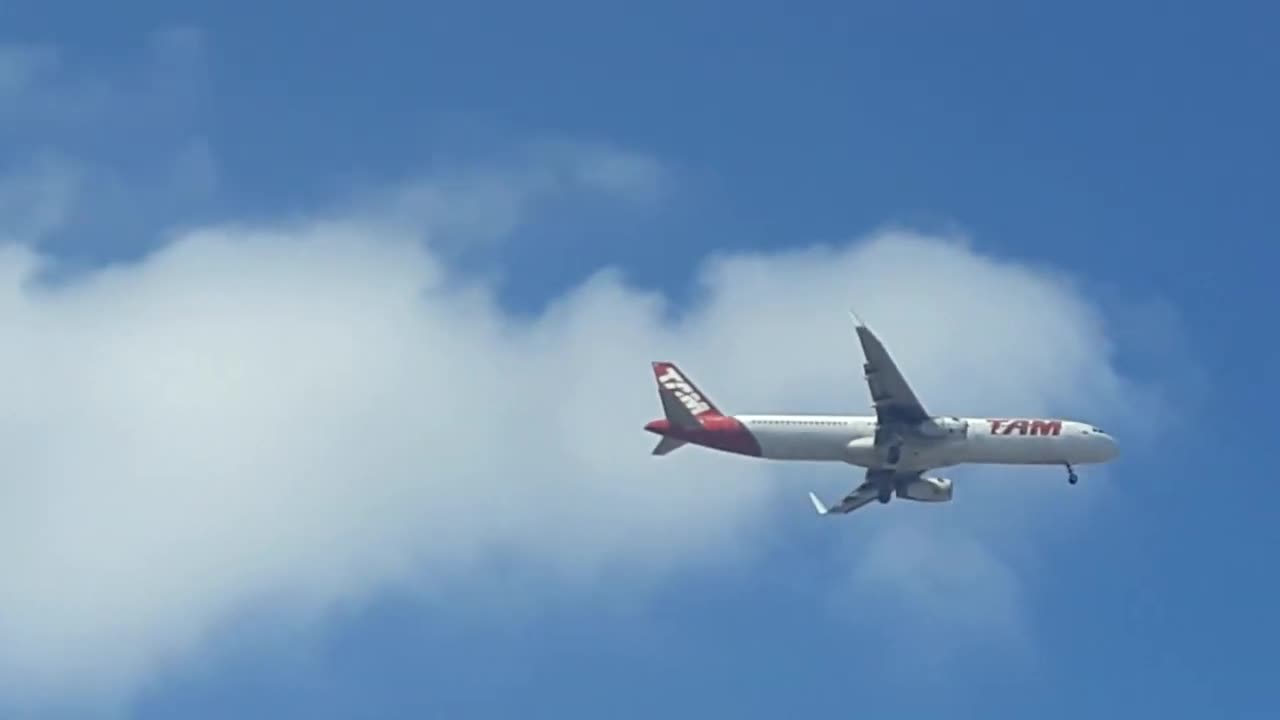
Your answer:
(650, 361), (723, 430)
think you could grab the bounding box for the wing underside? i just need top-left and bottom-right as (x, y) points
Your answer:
(809, 468), (921, 516)
(852, 314), (929, 426)
(809, 315), (937, 518)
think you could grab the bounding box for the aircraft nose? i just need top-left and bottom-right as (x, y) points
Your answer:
(1101, 433), (1120, 459)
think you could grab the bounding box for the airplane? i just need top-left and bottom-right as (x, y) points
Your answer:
(642, 313), (1119, 516)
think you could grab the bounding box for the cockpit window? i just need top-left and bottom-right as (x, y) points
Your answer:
(1091, 427), (1105, 434)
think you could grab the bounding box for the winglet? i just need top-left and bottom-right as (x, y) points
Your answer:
(808, 491), (831, 516)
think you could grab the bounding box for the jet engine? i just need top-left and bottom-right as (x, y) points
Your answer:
(843, 436), (879, 466)
(897, 476), (953, 502)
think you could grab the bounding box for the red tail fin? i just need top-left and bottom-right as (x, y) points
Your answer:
(651, 362), (723, 429)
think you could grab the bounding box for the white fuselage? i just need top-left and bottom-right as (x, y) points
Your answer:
(734, 414), (1118, 472)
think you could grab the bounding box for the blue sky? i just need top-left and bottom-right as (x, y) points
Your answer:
(0, 2), (1277, 718)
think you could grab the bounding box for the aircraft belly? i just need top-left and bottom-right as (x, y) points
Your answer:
(966, 435), (1066, 465)
(912, 444), (967, 468)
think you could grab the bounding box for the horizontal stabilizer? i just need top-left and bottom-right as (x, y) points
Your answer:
(652, 436), (687, 455)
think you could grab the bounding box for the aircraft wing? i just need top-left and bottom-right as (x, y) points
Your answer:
(851, 313), (930, 425)
(809, 468), (920, 516)
(808, 483), (879, 515)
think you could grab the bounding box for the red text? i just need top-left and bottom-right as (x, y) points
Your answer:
(987, 419), (1062, 436)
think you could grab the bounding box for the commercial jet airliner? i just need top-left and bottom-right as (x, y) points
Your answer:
(643, 313), (1119, 516)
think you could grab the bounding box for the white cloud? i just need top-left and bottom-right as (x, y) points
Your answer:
(0, 29), (1182, 716)
(0, 27), (204, 135)
(527, 137), (668, 200)
(838, 523), (1033, 667)
(0, 157), (1165, 708)
(0, 29), (214, 262)
(0, 45), (59, 99)
(0, 154), (82, 241)
(360, 139), (667, 249)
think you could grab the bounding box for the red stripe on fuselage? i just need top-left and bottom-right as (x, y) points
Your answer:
(644, 416), (763, 457)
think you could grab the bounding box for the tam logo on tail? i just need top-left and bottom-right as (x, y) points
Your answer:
(653, 363), (720, 417)
(656, 365), (713, 415)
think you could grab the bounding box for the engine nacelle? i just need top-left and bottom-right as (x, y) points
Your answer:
(843, 436), (879, 466)
(914, 416), (969, 439)
(897, 476), (953, 502)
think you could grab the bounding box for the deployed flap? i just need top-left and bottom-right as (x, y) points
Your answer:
(850, 313), (930, 425)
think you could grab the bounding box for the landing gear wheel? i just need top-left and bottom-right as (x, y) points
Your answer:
(877, 485), (892, 504)
(1065, 463), (1078, 485)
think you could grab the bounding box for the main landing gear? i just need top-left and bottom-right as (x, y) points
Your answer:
(877, 484), (892, 504)
(880, 443), (902, 503)
(1065, 463), (1078, 485)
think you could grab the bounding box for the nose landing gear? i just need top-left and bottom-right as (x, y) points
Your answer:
(1065, 463), (1078, 485)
